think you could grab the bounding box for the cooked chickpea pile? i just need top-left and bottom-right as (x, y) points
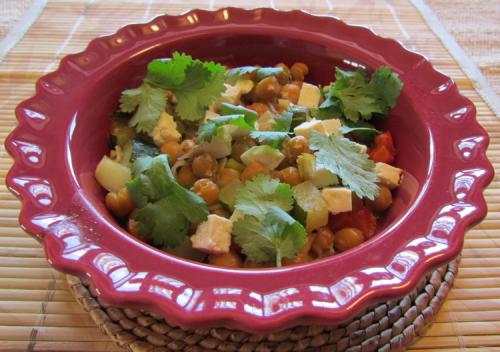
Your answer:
(100, 61), (402, 268)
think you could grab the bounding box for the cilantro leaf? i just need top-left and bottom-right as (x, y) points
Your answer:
(126, 155), (208, 247)
(135, 197), (190, 248)
(130, 140), (160, 163)
(371, 66), (404, 111)
(145, 52), (193, 89)
(225, 66), (284, 84)
(233, 206), (306, 266)
(309, 132), (379, 200)
(329, 68), (382, 122)
(313, 96), (342, 120)
(249, 131), (290, 149)
(120, 83), (167, 133)
(197, 114), (253, 143)
(273, 109), (293, 132)
(326, 66), (403, 123)
(220, 102), (258, 127)
(234, 174), (294, 217)
(338, 126), (381, 139)
(142, 52), (227, 121)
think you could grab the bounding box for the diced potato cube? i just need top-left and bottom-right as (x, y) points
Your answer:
(95, 156), (131, 193)
(297, 82), (321, 108)
(321, 119), (342, 136)
(191, 214), (232, 254)
(151, 112), (181, 147)
(321, 187), (353, 214)
(294, 119), (326, 138)
(375, 162), (402, 189)
(220, 79), (254, 105)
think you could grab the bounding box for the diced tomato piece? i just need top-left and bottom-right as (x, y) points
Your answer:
(369, 144), (395, 164)
(329, 207), (377, 240)
(374, 131), (395, 154)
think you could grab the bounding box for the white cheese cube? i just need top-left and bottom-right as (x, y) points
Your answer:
(297, 82), (321, 108)
(322, 119), (342, 136)
(375, 162), (402, 189)
(294, 119), (326, 137)
(321, 187), (352, 214)
(191, 214), (232, 254)
(151, 112), (181, 147)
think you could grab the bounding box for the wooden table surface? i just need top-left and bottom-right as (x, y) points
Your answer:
(0, 1), (499, 351)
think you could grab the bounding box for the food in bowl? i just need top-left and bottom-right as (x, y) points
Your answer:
(95, 52), (404, 268)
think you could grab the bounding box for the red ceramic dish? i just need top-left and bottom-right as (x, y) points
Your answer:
(5, 8), (493, 333)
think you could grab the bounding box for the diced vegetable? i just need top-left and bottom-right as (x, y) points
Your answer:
(293, 181), (329, 231)
(240, 145), (285, 170)
(95, 156), (132, 193)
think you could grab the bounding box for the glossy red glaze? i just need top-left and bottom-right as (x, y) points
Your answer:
(5, 8), (493, 333)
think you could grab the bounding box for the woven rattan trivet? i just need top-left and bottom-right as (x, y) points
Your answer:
(66, 258), (458, 352)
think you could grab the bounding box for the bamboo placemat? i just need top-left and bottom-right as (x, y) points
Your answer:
(0, 1), (498, 351)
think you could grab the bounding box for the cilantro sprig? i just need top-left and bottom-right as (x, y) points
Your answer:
(317, 66), (403, 122)
(120, 52), (227, 133)
(232, 175), (306, 266)
(309, 131), (379, 200)
(126, 155), (208, 248)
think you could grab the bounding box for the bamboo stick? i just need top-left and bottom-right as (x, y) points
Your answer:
(0, 313), (95, 328)
(0, 341), (123, 352)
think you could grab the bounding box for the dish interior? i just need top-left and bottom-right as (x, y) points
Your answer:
(68, 32), (430, 264)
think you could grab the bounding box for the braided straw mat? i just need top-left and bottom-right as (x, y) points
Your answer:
(0, 1), (499, 351)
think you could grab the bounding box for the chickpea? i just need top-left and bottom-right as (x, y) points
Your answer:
(241, 161), (270, 182)
(192, 153), (217, 178)
(191, 178), (220, 205)
(217, 168), (240, 188)
(247, 102), (269, 116)
(290, 62), (309, 81)
(180, 139), (196, 155)
(231, 143), (250, 163)
(365, 185), (393, 212)
(255, 76), (282, 100)
(280, 83), (301, 104)
(278, 167), (301, 186)
(275, 63), (291, 85)
(177, 164), (197, 187)
(286, 136), (311, 162)
(208, 251), (243, 267)
(312, 227), (335, 258)
(105, 187), (134, 217)
(271, 170), (282, 180)
(161, 141), (182, 164)
(334, 227), (364, 252)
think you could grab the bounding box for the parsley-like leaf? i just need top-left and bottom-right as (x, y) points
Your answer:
(233, 206), (306, 266)
(126, 155), (208, 247)
(143, 52), (227, 121)
(225, 66), (284, 84)
(197, 114), (253, 143)
(371, 66), (404, 111)
(145, 52), (193, 89)
(326, 66), (403, 123)
(249, 131), (290, 149)
(120, 83), (167, 133)
(330, 68), (382, 122)
(309, 132), (379, 200)
(313, 96), (343, 120)
(234, 174), (294, 217)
